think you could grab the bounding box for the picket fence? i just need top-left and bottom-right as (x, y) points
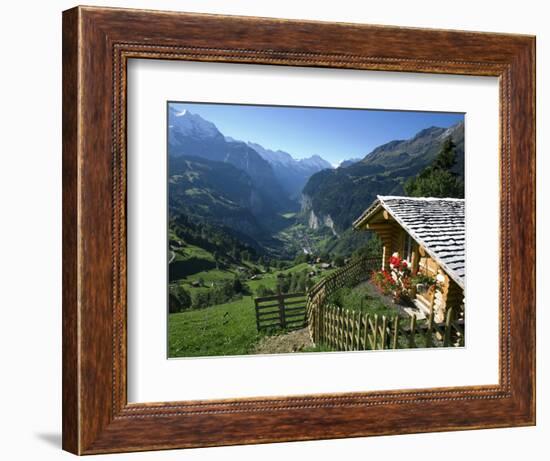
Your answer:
(315, 304), (463, 350)
(306, 255), (464, 350)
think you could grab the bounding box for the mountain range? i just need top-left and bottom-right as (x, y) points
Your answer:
(168, 106), (464, 259)
(246, 142), (332, 199)
(301, 122), (464, 233)
(168, 107), (290, 212)
(168, 107), (333, 204)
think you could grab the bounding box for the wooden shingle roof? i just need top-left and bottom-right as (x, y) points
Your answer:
(353, 196), (465, 289)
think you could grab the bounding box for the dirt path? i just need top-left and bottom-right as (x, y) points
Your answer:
(253, 328), (314, 354)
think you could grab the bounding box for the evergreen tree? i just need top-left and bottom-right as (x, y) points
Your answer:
(240, 250), (250, 262)
(404, 137), (464, 198)
(293, 252), (310, 265)
(289, 273), (297, 293)
(277, 274), (291, 294)
(232, 276), (244, 294)
(295, 271), (307, 292)
(168, 285), (192, 313)
(334, 256), (345, 267)
(353, 234), (382, 260)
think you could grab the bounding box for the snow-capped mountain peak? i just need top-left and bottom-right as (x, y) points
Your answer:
(246, 142), (333, 171)
(299, 154), (332, 170)
(168, 107), (221, 139)
(168, 106), (334, 200)
(246, 142), (294, 167)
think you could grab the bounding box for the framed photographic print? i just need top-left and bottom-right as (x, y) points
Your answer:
(62, 6), (536, 455)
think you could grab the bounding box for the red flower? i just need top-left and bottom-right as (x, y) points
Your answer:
(389, 255), (402, 267)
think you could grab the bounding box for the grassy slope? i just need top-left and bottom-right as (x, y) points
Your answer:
(168, 250), (336, 357)
(169, 296), (260, 357)
(173, 243), (214, 262)
(330, 282), (400, 317)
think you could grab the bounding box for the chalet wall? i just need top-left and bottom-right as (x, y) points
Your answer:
(364, 222), (465, 323)
(426, 267), (464, 323)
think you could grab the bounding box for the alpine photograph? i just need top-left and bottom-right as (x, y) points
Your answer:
(167, 102), (465, 358)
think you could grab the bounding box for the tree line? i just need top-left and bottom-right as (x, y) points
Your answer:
(404, 137), (464, 198)
(169, 277), (247, 313)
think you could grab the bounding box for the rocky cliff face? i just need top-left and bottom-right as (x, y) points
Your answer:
(302, 194), (338, 236)
(300, 193), (313, 213)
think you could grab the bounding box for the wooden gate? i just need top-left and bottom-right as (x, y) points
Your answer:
(254, 292), (307, 331)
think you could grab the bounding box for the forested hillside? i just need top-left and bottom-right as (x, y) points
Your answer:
(301, 122), (464, 233)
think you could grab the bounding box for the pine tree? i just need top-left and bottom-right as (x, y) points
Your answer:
(404, 136), (464, 198)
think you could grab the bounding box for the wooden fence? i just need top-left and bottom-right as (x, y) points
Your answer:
(306, 255), (464, 350)
(317, 304), (464, 350)
(254, 292), (307, 331)
(306, 256), (380, 343)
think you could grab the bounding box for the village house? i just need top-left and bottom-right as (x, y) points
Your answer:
(353, 195), (465, 323)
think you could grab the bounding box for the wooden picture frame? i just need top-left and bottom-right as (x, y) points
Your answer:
(62, 5), (535, 455)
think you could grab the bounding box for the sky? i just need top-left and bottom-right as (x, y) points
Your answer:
(169, 102), (464, 166)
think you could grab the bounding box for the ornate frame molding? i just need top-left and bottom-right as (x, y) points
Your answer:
(63, 6), (535, 454)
